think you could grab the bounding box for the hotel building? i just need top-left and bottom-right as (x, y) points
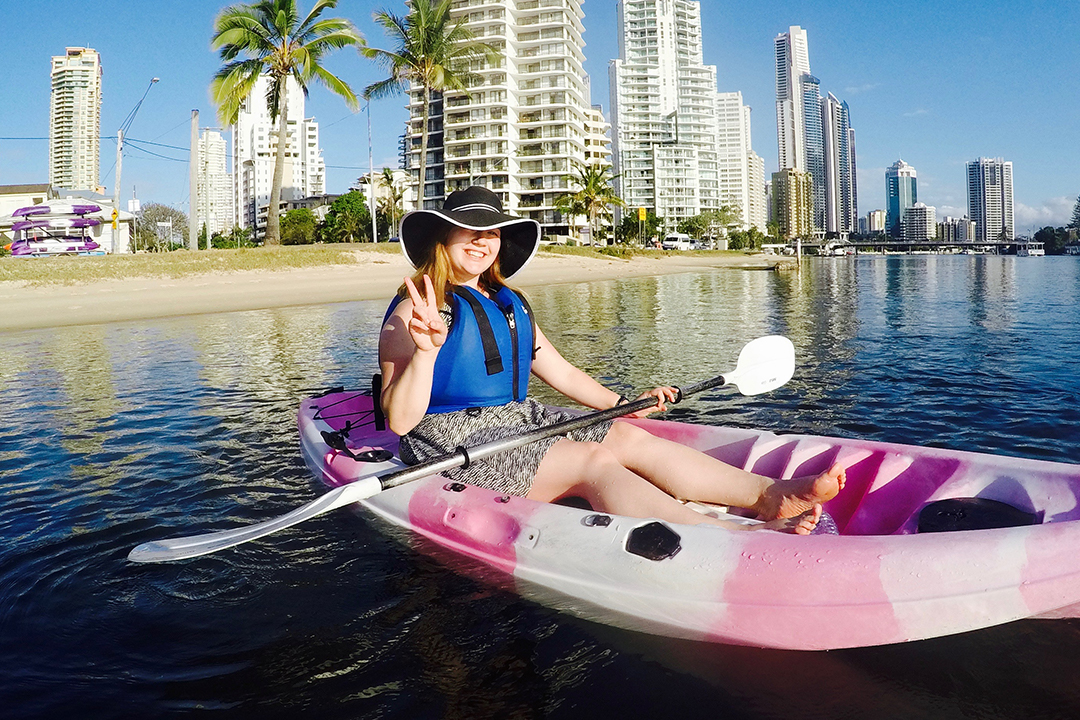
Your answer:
(902, 202), (936, 243)
(49, 47), (102, 191)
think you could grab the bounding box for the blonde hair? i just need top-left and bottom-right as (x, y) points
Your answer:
(398, 226), (511, 308)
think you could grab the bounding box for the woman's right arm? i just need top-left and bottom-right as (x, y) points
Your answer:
(378, 276), (448, 436)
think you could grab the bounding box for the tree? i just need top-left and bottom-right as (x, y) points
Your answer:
(555, 163), (625, 246)
(281, 208), (318, 244)
(320, 191), (372, 243)
(677, 207), (741, 242)
(615, 210), (663, 246)
(1069, 195), (1080, 230)
(378, 167), (405, 239)
(1033, 226), (1068, 255)
(211, 0), (363, 246)
(135, 204), (188, 252)
(363, 0), (500, 207)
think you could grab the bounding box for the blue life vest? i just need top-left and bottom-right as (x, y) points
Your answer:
(384, 285), (535, 413)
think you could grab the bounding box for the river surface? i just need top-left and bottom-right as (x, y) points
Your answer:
(2, 255), (1079, 719)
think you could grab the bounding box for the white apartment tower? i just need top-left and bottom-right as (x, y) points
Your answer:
(197, 130), (234, 236)
(49, 47), (102, 191)
(611, 0), (762, 232)
(716, 91), (766, 231)
(403, 0), (604, 238)
(967, 157), (1014, 243)
(821, 92), (857, 235)
(774, 27), (811, 173)
(232, 75), (325, 236)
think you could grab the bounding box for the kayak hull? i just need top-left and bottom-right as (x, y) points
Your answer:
(298, 391), (1080, 650)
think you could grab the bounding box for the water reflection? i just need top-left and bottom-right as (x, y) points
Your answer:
(2, 257), (1080, 718)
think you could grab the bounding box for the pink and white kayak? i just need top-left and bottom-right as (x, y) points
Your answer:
(298, 390), (1080, 651)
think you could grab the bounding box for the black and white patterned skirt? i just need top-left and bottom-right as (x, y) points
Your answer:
(398, 398), (613, 497)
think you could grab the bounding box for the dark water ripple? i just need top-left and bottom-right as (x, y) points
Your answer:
(2, 257), (1080, 718)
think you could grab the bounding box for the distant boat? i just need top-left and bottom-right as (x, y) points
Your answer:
(8, 202), (105, 257)
(1017, 241), (1045, 257)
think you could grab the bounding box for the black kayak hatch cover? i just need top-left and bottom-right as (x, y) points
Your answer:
(626, 521), (682, 561)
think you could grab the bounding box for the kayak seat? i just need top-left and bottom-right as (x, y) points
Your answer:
(917, 498), (1041, 533)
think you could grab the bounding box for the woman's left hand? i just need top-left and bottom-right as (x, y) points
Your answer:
(627, 386), (678, 418)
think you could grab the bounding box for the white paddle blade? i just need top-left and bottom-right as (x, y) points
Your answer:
(724, 335), (795, 395)
(127, 476), (383, 563)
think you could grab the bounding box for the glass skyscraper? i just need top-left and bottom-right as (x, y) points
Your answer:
(885, 160), (917, 239)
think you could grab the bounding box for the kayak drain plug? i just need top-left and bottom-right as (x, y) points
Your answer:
(626, 522), (682, 561)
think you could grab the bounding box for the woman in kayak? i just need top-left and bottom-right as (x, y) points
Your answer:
(379, 186), (843, 533)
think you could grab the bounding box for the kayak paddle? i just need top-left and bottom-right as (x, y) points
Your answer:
(127, 335), (795, 563)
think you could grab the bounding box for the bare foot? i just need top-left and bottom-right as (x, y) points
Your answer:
(753, 504), (821, 535)
(757, 463), (846, 520)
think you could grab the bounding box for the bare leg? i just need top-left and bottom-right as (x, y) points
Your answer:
(600, 421), (845, 519)
(528, 438), (820, 535)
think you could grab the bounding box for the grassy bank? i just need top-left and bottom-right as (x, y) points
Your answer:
(0, 244), (401, 287)
(0, 242), (759, 287)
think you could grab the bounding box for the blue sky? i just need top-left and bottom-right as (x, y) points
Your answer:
(2, 0), (1077, 231)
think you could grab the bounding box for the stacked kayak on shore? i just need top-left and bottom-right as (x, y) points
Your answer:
(298, 390), (1080, 651)
(7, 202), (104, 257)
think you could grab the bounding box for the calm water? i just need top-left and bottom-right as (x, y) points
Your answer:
(2, 256), (1080, 719)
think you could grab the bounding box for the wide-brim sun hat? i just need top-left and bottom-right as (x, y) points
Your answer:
(399, 186), (541, 280)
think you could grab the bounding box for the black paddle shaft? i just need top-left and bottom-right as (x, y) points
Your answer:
(377, 382), (712, 493)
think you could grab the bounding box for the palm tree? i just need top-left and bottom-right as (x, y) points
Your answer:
(557, 163), (625, 246)
(211, 0), (363, 246)
(379, 167), (405, 239)
(363, 0), (500, 208)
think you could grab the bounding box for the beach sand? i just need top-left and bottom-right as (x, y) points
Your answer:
(0, 251), (794, 332)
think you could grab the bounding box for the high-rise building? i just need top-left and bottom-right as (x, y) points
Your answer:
(715, 91), (766, 231)
(402, 0), (603, 238)
(49, 47), (102, 191)
(611, 1), (762, 233)
(611, 0), (719, 230)
(774, 26), (811, 173)
(197, 129), (234, 236)
(774, 27), (856, 236)
(967, 157), (1014, 243)
(885, 159), (917, 238)
(821, 93), (857, 235)
(903, 202), (936, 242)
(938, 216), (976, 243)
(866, 209), (887, 234)
(232, 75), (325, 237)
(771, 168), (813, 240)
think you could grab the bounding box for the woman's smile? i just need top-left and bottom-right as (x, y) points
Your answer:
(447, 227), (501, 281)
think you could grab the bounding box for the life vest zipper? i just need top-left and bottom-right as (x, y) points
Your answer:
(505, 306), (521, 401)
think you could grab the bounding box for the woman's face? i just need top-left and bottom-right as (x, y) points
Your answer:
(445, 226), (501, 281)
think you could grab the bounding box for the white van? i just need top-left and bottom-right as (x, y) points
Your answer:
(662, 232), (693, 251)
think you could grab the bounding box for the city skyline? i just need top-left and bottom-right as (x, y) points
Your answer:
(1, 0), (1077, 232)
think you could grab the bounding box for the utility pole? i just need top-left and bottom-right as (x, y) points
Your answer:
(189, 109), (199, 251)
(114, 77), (158, 251)
(368, 98), (377, 243)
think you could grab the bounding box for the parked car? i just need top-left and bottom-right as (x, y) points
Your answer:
(661, 232), (693, 251)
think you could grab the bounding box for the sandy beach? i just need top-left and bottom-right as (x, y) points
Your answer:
(0, 251), (794, 332)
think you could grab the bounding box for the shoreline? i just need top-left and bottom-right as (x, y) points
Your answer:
(0, 251), (794, 332)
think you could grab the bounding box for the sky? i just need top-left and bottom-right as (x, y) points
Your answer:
(1, 0), (1077, 232)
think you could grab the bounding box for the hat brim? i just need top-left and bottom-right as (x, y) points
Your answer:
(400, 208), (541, 280)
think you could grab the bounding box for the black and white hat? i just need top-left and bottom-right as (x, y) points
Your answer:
(399, 186), (541, 279)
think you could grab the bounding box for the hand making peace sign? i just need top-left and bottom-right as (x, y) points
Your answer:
(403, 275), (448, 352)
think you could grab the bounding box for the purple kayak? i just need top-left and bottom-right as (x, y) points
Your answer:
(12, 202), (102, 217)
